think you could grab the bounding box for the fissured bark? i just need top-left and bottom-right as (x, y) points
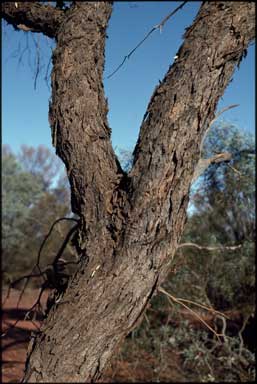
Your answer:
(1, 2), (255, 382)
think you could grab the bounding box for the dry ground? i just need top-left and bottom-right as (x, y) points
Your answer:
(1, 288), (185, 383)
(2, 288), (49, 383)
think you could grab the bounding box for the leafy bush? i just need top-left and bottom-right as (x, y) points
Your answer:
(107, 122), (255, 382)
(2, 144), (75, 285)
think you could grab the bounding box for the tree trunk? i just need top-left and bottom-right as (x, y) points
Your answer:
(1, 2), (255, 382)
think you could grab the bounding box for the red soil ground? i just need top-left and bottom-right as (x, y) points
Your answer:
(2, 288), (49, 383)
(1, 289), (184, 383)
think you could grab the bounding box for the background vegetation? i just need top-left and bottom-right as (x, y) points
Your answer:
(2, 121), (255, 382)
(2, 144), (76, 286)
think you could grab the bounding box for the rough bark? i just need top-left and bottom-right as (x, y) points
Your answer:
(1, 2), (65, 37)
(2, 1), (255, 382)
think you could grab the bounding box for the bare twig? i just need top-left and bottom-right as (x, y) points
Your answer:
(36, 217), (78, 268)
(238, 314), (251, 356)
(209, 104), (240, 127)
(144, 312), (151, 327)
(158, 286), (223, 341)
(106, 1), (188, 79)
(192, 152), (232, 183)
(17, 32), (29, 68)
(52, 223), (79, 266)
(226, 163), (242, 176)
(177, 242), (242, 252)
(2, 269), (45, 309)
(2, 217), (79, 338)
(44, 53), (52, 89)
(1, 286), (46, 338)
(174, 297), (230, 319)
(32, 33), (41, 90)
(200, 104), (239, 155)
(24, 286), (46, 321)
(6, 272), (45, 288)
(217, 314), (228, 344)
(56, 221), (79, 260)
(2, 283), (12, 308)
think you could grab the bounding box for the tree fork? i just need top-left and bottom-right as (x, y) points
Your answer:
(2, 2), (255, 382)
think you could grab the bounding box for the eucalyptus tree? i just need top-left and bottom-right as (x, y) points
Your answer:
(1, 2), (255, 382)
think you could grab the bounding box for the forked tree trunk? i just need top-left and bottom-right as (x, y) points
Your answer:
(1, 2), (255, 382)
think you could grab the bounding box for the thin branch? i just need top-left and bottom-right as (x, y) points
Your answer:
(7, 272), (45, 289)
(177, 242), (242, 251)
(52, 223), (79, 266)
(32, 33), (40, 90)
(2, 283), (12, 308)
(36, 217), (78, 268)
(144, 312), (151, 327)
(24, 285), (46, 321)
(17, 32), (29, 67)
(192, 152), (232, 183)
(174, 297), (230, 319)
(238, 314), (251, 356)
(210, 104), (240, 126)
(2, 217), (79, 338)
(200, 104), (239, 155)
(158, 286), (223, 340)
(44, 53), (53, 90)
(16, 277), (33, 309)
(106, 1), (188, 79)
(2, 267), (46, 324)
(56, 221), (79, 259)
(1, 285), (46, 338)
(226, 163), (242, 176)
(216, 314), (228, 343)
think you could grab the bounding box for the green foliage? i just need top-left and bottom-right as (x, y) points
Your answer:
(163, 122), (255, 379)
(17, 144), (66, 191)
(2, 122), (255, 381)
(114, 122), (255, 382)
(172, 319), (255, 382)
(2, 149), (44, 255)
(180, 122), (255, 311)
(2, 144), (74, 284)
(191, 121), (255, 241)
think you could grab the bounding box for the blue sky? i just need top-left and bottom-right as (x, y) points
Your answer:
(2, 1), (255, 157)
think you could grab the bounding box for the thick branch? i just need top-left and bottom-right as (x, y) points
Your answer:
(1, 2), (65, 38)
(192, 152), (232, 183)
(20, 2), (255, 382)
(48, 2), (124, 269)
(126, 2), (255, 274)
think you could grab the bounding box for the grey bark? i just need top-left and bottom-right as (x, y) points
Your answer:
(1, 1), (255, 382)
